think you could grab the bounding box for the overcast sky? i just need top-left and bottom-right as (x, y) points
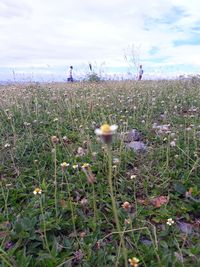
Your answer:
(0, 0), (200, 80)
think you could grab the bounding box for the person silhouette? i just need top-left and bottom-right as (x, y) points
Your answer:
(67, 66), (73, 82)
(138, 65), (143, 80)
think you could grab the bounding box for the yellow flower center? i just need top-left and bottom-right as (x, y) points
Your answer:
(128, 257), (139, 267)
(101, 124), (111, 134)
(82, 163), (90, 169)
(34, 188), (41, 194)
(61, 162), (68, 167)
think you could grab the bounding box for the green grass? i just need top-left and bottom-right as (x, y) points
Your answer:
(1, 79), (200, 267)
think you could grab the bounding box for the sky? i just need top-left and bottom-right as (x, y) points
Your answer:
(0, 0), (200, 81)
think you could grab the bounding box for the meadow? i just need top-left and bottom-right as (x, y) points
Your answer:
(1, 79), (200, 267)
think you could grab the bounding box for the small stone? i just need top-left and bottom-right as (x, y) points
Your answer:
(140, 237), (152, 246)
(125, 129), (142, 142)
(126, 141), (147, 153)
(178, 222), (193, 235)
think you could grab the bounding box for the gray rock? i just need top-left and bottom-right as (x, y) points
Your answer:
(174, 252), (184, 263)
(124, 129), (142, 142)
(126, 141), (147, 153)
(178, 222), (193, 235)
(140, 237), (152, 246)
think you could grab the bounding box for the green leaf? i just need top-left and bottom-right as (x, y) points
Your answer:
(174, 182), (187, 195)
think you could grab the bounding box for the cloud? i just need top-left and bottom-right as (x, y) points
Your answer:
(0, 0), (200, 80)
(0, 0), (31, 18)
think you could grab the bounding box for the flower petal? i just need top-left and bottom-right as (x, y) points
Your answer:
(110, 125), (118, 131)
(95, 129), (102, 135)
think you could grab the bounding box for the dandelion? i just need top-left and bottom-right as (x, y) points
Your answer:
(33, 188), (42, 195)
(125, 218), (131, 225)
(82, 163), (90, 169)
(79, 231), (86, 238)
(60, 162), (69, 167)
(62, 136), (69, 144)
(51, 135), (59, 144)
(96, 241), (101, 249)
(95, 123), (118, 144)
(80, 198), (88, 206)
(166, 218), (175, 226)
(60, 162), (69, 171)
(122, 201), (131, 211)
(95, 123), (118, 136)
(72, 164), (79, 170)
(128, 257), (140, 267)
(185, 187), (193, 198)
(82, 163), (95, 184)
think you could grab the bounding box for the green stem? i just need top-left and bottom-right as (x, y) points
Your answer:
(107, 146), (128, 267)
(54, 147), (58, 217)
(92, 183), (97, 230)
(65, 173), (82, 247)
(40, 197), (50, 253)
(1, 186), (9, 220)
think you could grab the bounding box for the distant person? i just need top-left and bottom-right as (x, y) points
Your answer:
(67, 66), (73, 82)
(138, 65), (144, 80)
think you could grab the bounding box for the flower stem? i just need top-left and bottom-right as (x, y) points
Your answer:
(53, 147), (58, 217)
(92, 183), (97, 230)
(40, 197), (50, 253)
(107, 146), (128, 267)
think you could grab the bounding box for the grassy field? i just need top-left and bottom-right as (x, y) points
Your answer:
(1, 80), (200, 267)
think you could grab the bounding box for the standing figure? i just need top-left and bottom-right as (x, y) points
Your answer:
(67, 66), (73, 82)
(138, 65), (143, 80)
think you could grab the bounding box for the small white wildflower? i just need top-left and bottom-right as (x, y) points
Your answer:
(130, 175), (137, 180)
(4, 143), (11, 148)
(24, 122), (31, 126)
(166, 218), (175, 226)
(113, 158), (120, 165)
(170, 141), (176, 147)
